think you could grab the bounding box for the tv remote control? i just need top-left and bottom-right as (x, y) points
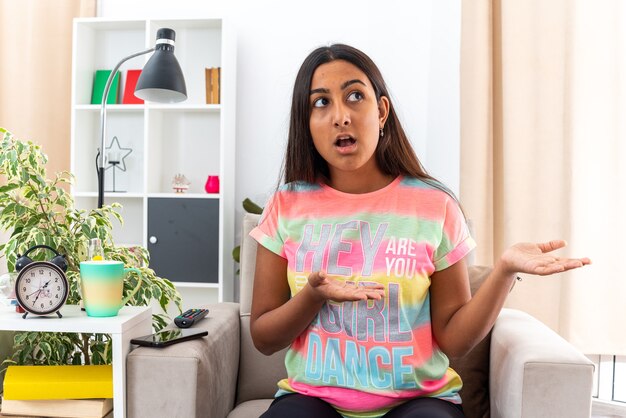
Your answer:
(174, 308), (209, 328)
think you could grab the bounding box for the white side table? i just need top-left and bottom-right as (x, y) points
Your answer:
(0, 305), (152, 418)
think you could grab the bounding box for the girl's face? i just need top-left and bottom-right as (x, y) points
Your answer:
(309, 60), (389, 182)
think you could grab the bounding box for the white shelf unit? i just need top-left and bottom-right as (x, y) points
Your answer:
(70, 18), (236, 304)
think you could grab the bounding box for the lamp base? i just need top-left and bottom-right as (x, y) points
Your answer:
(106, 161), (125, 193)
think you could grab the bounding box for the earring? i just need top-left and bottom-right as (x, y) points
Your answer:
(379, 128), (384, 138)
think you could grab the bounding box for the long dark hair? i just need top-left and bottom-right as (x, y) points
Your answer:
(283, 43), (443, 190)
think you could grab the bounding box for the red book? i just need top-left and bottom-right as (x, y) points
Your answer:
(122, 69), (144, 104)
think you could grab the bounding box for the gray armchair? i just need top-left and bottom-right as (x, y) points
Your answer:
(127, 214), (594, 418)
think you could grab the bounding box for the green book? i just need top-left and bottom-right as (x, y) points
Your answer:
(91, 70), (120, 105)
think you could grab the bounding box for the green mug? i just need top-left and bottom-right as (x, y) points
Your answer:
(79, 260), (143, 317)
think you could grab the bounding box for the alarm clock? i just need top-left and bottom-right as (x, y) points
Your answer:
(14, 245), (69, 319)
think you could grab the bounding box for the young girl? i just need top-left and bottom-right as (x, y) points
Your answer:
(249, 44), (590, 418)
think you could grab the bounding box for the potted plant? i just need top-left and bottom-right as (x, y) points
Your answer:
(0, 128), (182, 366)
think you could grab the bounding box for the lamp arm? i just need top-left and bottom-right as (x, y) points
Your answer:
(98, 47), (154, 208)
(99, 47), (154, 169)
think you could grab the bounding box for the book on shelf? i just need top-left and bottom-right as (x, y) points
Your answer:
(205, 67), (221, 104)
(3, 365), (113, 400)
(212, 67), (221, 104)
(0, 397), (112, 418)
(122, 69), (144, 104)
(205, 67), (211, 104)
(91, 70), (120, 105)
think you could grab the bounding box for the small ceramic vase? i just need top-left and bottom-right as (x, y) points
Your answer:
(205, 175), (220, 193)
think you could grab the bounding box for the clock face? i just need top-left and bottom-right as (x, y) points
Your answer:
(15, 261), (69, 315)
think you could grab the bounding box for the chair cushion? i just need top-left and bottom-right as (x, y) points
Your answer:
(227, 399), (273, 418)
(448, 265), (492, 418)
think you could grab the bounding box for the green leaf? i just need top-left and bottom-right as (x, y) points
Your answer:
(110, 210), (123, 225)
(32, 231), (45, 246)
(152, 314), (169, 332)
(14, 205), (27, 218)
(81, 223), (91, 237)
(39, 341), (52, 360)
(28, 153), (38, 169)
(3, 202), (16, 216)
(152, 285), (162, 302)
(104, 340), (111, 363)
(242, 198), (264, 214)
(0, 183), (19, 193)
(58, 344), (67, 362)
(20, 169), (30, 184)
(232, 245), (240, 263)
(14, 332), (29, 345)
(24, 188), (37, 199)
(15, 140), (25, 156)
(18, 347), (31, 365)
(24, 216), (41, 230)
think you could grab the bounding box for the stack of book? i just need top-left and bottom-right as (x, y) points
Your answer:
(91, 69), (144, 105)
(1, 365), (113, 418)
(205, 67), (221, 104)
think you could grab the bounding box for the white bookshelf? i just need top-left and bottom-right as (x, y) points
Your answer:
(70, 18), (236, 305)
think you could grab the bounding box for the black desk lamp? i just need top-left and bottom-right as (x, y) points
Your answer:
(98, 28), (187, 208)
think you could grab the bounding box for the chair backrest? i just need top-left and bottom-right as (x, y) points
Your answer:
(236, 213), (288, 405)
(239, 213), (261, 316)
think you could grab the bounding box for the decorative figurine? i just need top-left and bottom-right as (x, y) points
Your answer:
(172, 174), (191, 193)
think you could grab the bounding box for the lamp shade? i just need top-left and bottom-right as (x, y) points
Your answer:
(135, 28), (187, 103)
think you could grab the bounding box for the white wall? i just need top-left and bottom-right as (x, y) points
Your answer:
(98, 0), (461, 238)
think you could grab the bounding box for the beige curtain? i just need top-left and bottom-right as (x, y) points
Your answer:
(0, 0), (95, 275)
(461, 0), (626, 354)
(0, 0), (96, 177)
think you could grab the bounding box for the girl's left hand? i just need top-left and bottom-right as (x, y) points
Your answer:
(500, 240), (591, 276)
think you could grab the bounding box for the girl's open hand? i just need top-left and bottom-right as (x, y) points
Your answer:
(500, 240), (591, 276)
(307, 272), (385, 303)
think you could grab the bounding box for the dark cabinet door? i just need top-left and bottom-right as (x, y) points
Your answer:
(147, 198), (219, 283)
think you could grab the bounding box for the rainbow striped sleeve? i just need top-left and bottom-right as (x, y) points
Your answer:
(432, 196), (475, 271)
(250, 190), (286, 258)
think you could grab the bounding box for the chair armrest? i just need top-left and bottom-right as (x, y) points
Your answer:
(489, 308), (594, 418)
(127, 303), (240, 418)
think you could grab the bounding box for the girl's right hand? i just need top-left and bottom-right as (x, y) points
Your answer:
(307, 272), (385, 303)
